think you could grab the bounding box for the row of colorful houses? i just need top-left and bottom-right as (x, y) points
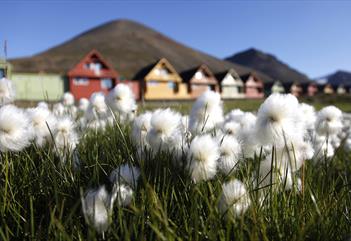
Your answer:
(2, 50), (351, 101)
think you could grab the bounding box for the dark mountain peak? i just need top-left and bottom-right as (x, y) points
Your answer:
(10, 19), (273, 81)
(320, 70), (351, 87)
(226, 48), (310, 84)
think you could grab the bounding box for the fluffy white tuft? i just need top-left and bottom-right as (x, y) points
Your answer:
(219, 179), (251, 217)
(189, 91), (224, 134)
(0, 105), (33, 152)
(217, 135), (242, 175)
(27, 107), (57, 147)
(187, 134), (219, 183)
(0, 78), (15, 106)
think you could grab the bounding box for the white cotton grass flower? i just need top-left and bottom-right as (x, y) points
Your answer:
(62, 92), (75, 106)
(0, 105), (33, 152)
(298, 103), (316, 131)
(189, 91), (224, 134)
(82, 185), (112, 234)
(106, 84), (137, 123)
(315, 106), (343, 136)
(0, 78), (15, 106)
(255, 93), (302, 148)
(187, 134), (219, 183)
(222, 121), (241, 136)
(110, 182), (134, 207)
(217, 135), (242, 175)
(37, 101), (49, 109)
(109, 164), (140, 189)
(219, 179), (251, 217)
(27, 107), (57, 147)
(78, 98), (89, 113)
(85, 93), (110, 130)
(131, 112), (152, 154)
(238, 112), (257, 131)
(146, 108), (183, 156)
(225, 109), (244, 123)
(53, 103), (65, 117)
(53, 117), (78, 157)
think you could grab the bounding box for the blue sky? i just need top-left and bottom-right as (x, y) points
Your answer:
(1, 1), (351, 77)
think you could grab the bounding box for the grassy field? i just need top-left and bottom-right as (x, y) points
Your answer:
(142, 95), (351, 114)
(2, 94), (351, 240)
(1, 123), (351, 240)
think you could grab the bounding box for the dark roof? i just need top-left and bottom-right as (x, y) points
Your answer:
(132, 60), (158, 80)
(180, 66), (200, 83)
(214, 71), (228, 82)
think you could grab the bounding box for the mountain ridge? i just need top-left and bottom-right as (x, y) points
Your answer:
(225, 48), (311, 84)
(9, 19), (272, 82)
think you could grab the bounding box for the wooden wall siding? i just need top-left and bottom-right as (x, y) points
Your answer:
(68, 50), (119, 99)
(221, 86), (245, 99)
(144, 59), (182, 83)
(189, 84), (216, 98)
(291, 84), (303, 97)
(141, 58), (185, 100)
(308, 84), (318, 96)
(144, 82), (189, 100)
(12, 73), (65, 101)
(220, 74), (244, 99)
(70, 78), (117, 100)
(245, 76), (264, 98)
(337, 86), (346, 94)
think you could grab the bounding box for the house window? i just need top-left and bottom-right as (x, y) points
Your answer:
(148, 81), (158, 86)
(160, 68), (169, 77)
(89, 62), (102, 75)
(168, 81), (175, 89)
(0, 69), (5, 78)
(101, 78), (113, 89)
(195, 71), (203, 80)
(73, 78), (89, 86)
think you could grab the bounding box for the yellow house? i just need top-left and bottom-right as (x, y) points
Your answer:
(133, 58), (189, 100)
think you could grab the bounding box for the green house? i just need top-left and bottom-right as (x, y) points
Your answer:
(11, 73), (67, 101)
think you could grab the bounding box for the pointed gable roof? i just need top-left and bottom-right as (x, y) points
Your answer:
(215, 68), (242, 83)
(180, 64), (217, 84)
(67, 49), (119, 78)
(133, 58), (182, 82)
(240, 72), (262, 83)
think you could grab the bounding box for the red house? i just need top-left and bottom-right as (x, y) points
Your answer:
(67, 50), (119, 99)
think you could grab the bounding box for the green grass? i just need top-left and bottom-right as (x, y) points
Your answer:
(141, 94), (351, 114)
(0, 122), (351, 240)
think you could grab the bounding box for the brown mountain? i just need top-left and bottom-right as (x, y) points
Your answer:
(226, 48), (311, 84)
(10, 20), (272, 82)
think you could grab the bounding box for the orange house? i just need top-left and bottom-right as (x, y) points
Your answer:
(240, 73), (264, 98)
(180, 65), (219, 99)
(67, 50), (119, 99)
(324, 84), (335, 94)
(133, 58), (188, 100)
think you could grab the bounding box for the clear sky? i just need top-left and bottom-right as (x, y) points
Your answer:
(1, 0), (351, 78)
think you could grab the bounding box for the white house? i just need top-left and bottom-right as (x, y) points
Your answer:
(215, 69), (245, 99)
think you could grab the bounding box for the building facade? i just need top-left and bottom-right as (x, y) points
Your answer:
(67, 50), (119, 99)
(241, 73), (264, 98)
(215, 69), (244, 99)
(181, 65), (219, 99)
(134, 58), (188, 100)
